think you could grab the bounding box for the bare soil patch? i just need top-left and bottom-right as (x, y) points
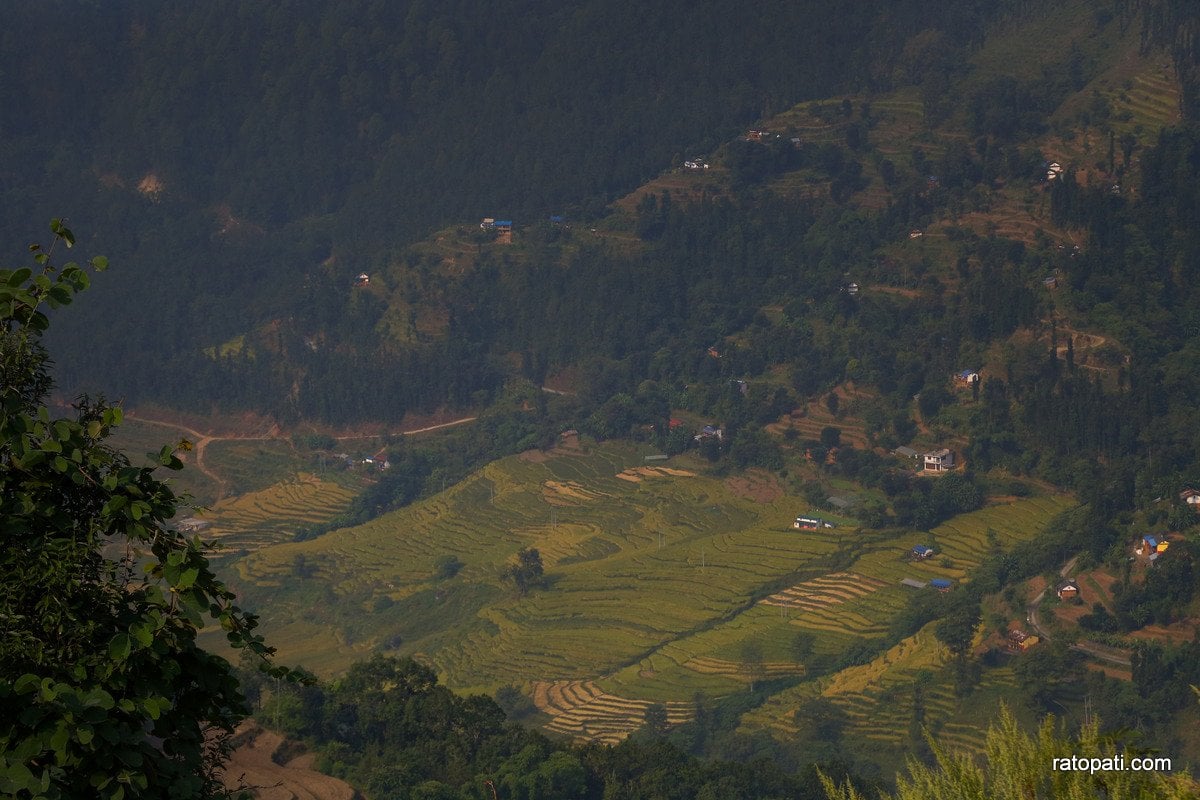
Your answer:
(725, 470), (783, 503)
(615, 466), (696, 483)
(221, 723), (356, 800)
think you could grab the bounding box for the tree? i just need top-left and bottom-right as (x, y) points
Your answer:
(503, 547), (544, 595)
(642, 703), (670, 737)
(0, 222), (294, 799)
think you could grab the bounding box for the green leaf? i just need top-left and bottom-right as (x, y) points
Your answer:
(14, 674), (39, 694)
(108, 633), (131, 663)
(7, 267), (31, 287)
(129, 622), (153, 648)
(49, 724), (70, 757)
(90, 255), (109, 271)
(177, 568), (199, 590)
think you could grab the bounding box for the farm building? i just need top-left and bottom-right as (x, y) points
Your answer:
(955, 369), (980, 385)
(353, 272), (370, 287)
(893, 445), (920, 460)
(1180, 488), (1200, 510)
(694, 425), (724, 442)
(1006, 629), (1040, 653)
(1137, 535), (1170, 556)
(825, 495), (858, 510)
(1043, 275), (1058, 289)
(494, 220), (513, 244)
(923, 448), (955, 472)
(1056, 580), (1080, 601)
(793, 516), (834, 530)
(177, 517), (211, 532)
(480, 217), (495, 228)
(900, 578), (928, 589)
(930, 578), (953, 592)
(911, 545), (935, 560)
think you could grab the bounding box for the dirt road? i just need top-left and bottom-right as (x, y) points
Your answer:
(1026, 556), (1132, 668)
(128, 413), (478, 500)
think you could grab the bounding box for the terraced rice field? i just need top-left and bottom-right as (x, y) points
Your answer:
(233, 438), (1073, 744)
(237, 442), (845, 690)
(533, 680), (693, 744)
(204, 474), (359, 551)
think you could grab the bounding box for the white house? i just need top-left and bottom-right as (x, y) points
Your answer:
(923, 448), (955, 472)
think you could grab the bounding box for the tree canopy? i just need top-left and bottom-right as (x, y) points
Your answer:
(0, 222), (293, 799)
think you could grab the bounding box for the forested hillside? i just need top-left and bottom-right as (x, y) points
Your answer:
(2, 0), (1007, 417)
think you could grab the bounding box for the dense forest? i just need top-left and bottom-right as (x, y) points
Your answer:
(1, 0), (1013, 416)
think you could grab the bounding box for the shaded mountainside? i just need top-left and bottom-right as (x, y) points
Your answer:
(5, 0), (1018, 420)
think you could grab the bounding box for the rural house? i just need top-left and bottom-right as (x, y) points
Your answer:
(923, 448), (955, 472)
(1180, 488), (1200, 511)
(955, 369), (980, 385)
(911, 545), (935, 560)
(893, 445), (920, 460)
(1055, 580), (1080, 601)
(494, 220), (513, 244)
(354, 272), (370, 287)
(901, 578), (928, 589)
(793, 516), (830, 530)
(930, 578), (953, 592)
(694, 425), (724, 443)
(1138, 535), (1170, 556)
(1007, 629), (1040, 653)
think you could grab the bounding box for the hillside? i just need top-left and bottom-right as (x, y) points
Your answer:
(15, 0), (1200, 793)
(222, 437), (1074, 768)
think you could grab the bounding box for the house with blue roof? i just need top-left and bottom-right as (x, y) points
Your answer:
(955, 368), (980, 385)
(1138, 535), (1169, 556)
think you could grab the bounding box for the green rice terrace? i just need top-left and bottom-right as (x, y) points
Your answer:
(224, 438), (1073, 749)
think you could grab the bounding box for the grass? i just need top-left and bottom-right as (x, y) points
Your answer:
(203, 439), (304, 495)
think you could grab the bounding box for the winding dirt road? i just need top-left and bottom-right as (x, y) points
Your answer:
(128, 413), (477, 500)
(1026, 556), (1132, 667)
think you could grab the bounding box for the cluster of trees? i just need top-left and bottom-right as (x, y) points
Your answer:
(249, 655), (865, 800)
